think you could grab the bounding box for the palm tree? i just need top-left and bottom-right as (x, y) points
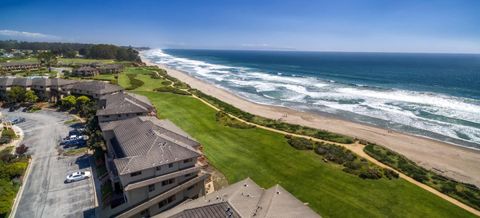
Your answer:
(37, 51), (58, 72)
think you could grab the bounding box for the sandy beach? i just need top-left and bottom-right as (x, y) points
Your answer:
(142, 56), (480, 188)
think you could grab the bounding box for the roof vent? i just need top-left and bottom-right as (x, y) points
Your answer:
(276, 191), (280, 195)
(244, 183), (248, 187)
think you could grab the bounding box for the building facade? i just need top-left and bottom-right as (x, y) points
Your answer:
(0, 77), (123, 101)
(97, 92), (156, 123)
(0, 62), (41, 72)
(99, 116), (209, 218)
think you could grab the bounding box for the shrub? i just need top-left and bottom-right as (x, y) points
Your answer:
(359, 167), (383, 180)
(15, 144), (28, 155)
(216, 111), (255, 129)
(161, 80), (172, 86)
(383, 168), (399, 179)
(0, 128), (16, 144)
(126, 74), (144, 90)
(286, 136), (315, 150)
(154, 87), (191, 95)
(364, 143), (480, 210)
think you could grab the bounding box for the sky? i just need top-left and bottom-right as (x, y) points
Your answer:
(0, 0), (479, 53)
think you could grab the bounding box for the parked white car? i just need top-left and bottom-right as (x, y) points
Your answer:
(65, 171), (91, 183)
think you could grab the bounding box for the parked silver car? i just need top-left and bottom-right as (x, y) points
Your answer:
(65, 171), (91, 183)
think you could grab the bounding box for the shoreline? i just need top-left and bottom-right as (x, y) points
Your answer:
(141, 55), (480, 188)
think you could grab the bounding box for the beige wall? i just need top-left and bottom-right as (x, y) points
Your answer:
(129, 180), (206, 218)
(118, 158), (197, 186)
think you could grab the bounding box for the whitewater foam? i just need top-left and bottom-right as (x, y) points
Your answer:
(143, 49), (480, 147)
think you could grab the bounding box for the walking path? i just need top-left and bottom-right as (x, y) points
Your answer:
(190, 94), (480, 217)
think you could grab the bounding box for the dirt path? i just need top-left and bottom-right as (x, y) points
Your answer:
(190, 95), (480, 217)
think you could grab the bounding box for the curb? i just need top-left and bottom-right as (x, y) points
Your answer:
(9, 157), (33, 218)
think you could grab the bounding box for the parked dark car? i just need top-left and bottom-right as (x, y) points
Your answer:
(11, 117), (26, 124)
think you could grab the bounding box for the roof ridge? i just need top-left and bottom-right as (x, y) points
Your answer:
(124, 95), (149, 111)
(261, 185), (279, 217)
(121, 157), (135, 174)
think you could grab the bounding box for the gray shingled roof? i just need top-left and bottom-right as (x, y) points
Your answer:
(32, 78), (52, 86)
(0, 62), (39, 67)
(50, 78), (78, 87)
(103, 117), (201, 175)
(169, 202), (241, 218)
(96, 92), (154, 116)
(0, 77), (14, 87)
(12, 78), (32, 87)
(157, 178), (321, 218)
(70, 81), (123, 95)
(74, 66), (98, 72)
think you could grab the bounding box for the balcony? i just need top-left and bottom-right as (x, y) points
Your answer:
(115, 172), (209, 218)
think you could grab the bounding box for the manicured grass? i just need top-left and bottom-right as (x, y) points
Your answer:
(58, 58), (116, 64)
(118, 67), (168, 92)
(93, 73), (117, 82)
(0, 57), (38, 63)
(135, 91), (475, 218)
(63, 147), (88, 156)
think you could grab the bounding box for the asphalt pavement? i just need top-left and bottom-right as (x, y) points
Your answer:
(3, 109), (96, 218)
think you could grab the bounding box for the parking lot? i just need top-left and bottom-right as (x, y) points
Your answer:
(3, 109), (96, 218)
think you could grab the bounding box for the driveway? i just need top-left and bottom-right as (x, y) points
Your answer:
(3, 109), (96, 218)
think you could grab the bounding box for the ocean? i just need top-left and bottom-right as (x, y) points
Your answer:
(143, 49), (480, 149)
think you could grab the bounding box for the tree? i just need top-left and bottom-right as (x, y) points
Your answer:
(60, 95), (76, 110)
(15, 144), (29, 155)
(7, 86), (26, 103)
(76, 95), (90, 107)
(76, 95), (91, 116)
(37, 51), (58, 72)
(63, 49), (77, 58)
(24, 90), (38, 104)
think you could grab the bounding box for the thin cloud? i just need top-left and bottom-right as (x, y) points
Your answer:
(240, 43), (295, 51)
(0, 29), (60, 39)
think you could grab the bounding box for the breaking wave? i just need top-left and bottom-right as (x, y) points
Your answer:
(143, 49), (480, 148)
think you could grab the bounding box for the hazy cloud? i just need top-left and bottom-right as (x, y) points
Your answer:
(0, 29), (60, 39)
(240, 43), (295, 51)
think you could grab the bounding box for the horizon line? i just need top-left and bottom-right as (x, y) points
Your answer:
(1, 39), (479, 55)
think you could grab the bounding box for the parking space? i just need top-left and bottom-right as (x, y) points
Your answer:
(3, 109), (96, 218)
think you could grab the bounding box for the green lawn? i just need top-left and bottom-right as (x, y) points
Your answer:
(57, 58), (116, 64)
(0, 57), (38, 63)
(93, 73), (116, 81)
(118, 67), (169, 91)
(134, 91), (474, 218)
(116, 67), (475, 217)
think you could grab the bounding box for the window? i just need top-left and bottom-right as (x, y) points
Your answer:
(187, 185), (194, 191)
(168, 163), (173, 168)
(148, 184), (155, 192)
(130, 171), (142, 177)
(183, 158), (193, 163)
(184, 173), (192, 178)
(162, 178), (175, 186)
(140, 209), (149, 217)
(158, 195), (176, 208)
(156, 166), (161, 171)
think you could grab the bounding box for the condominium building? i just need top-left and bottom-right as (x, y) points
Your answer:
(0, 77), (123, 101)
(158, 177), (321, 218)
(99, 116), (209, 218)
(97, 92), (156, 123)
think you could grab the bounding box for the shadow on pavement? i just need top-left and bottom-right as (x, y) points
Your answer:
(83, 207), (96, 218)
(75, 154), (92, 169)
